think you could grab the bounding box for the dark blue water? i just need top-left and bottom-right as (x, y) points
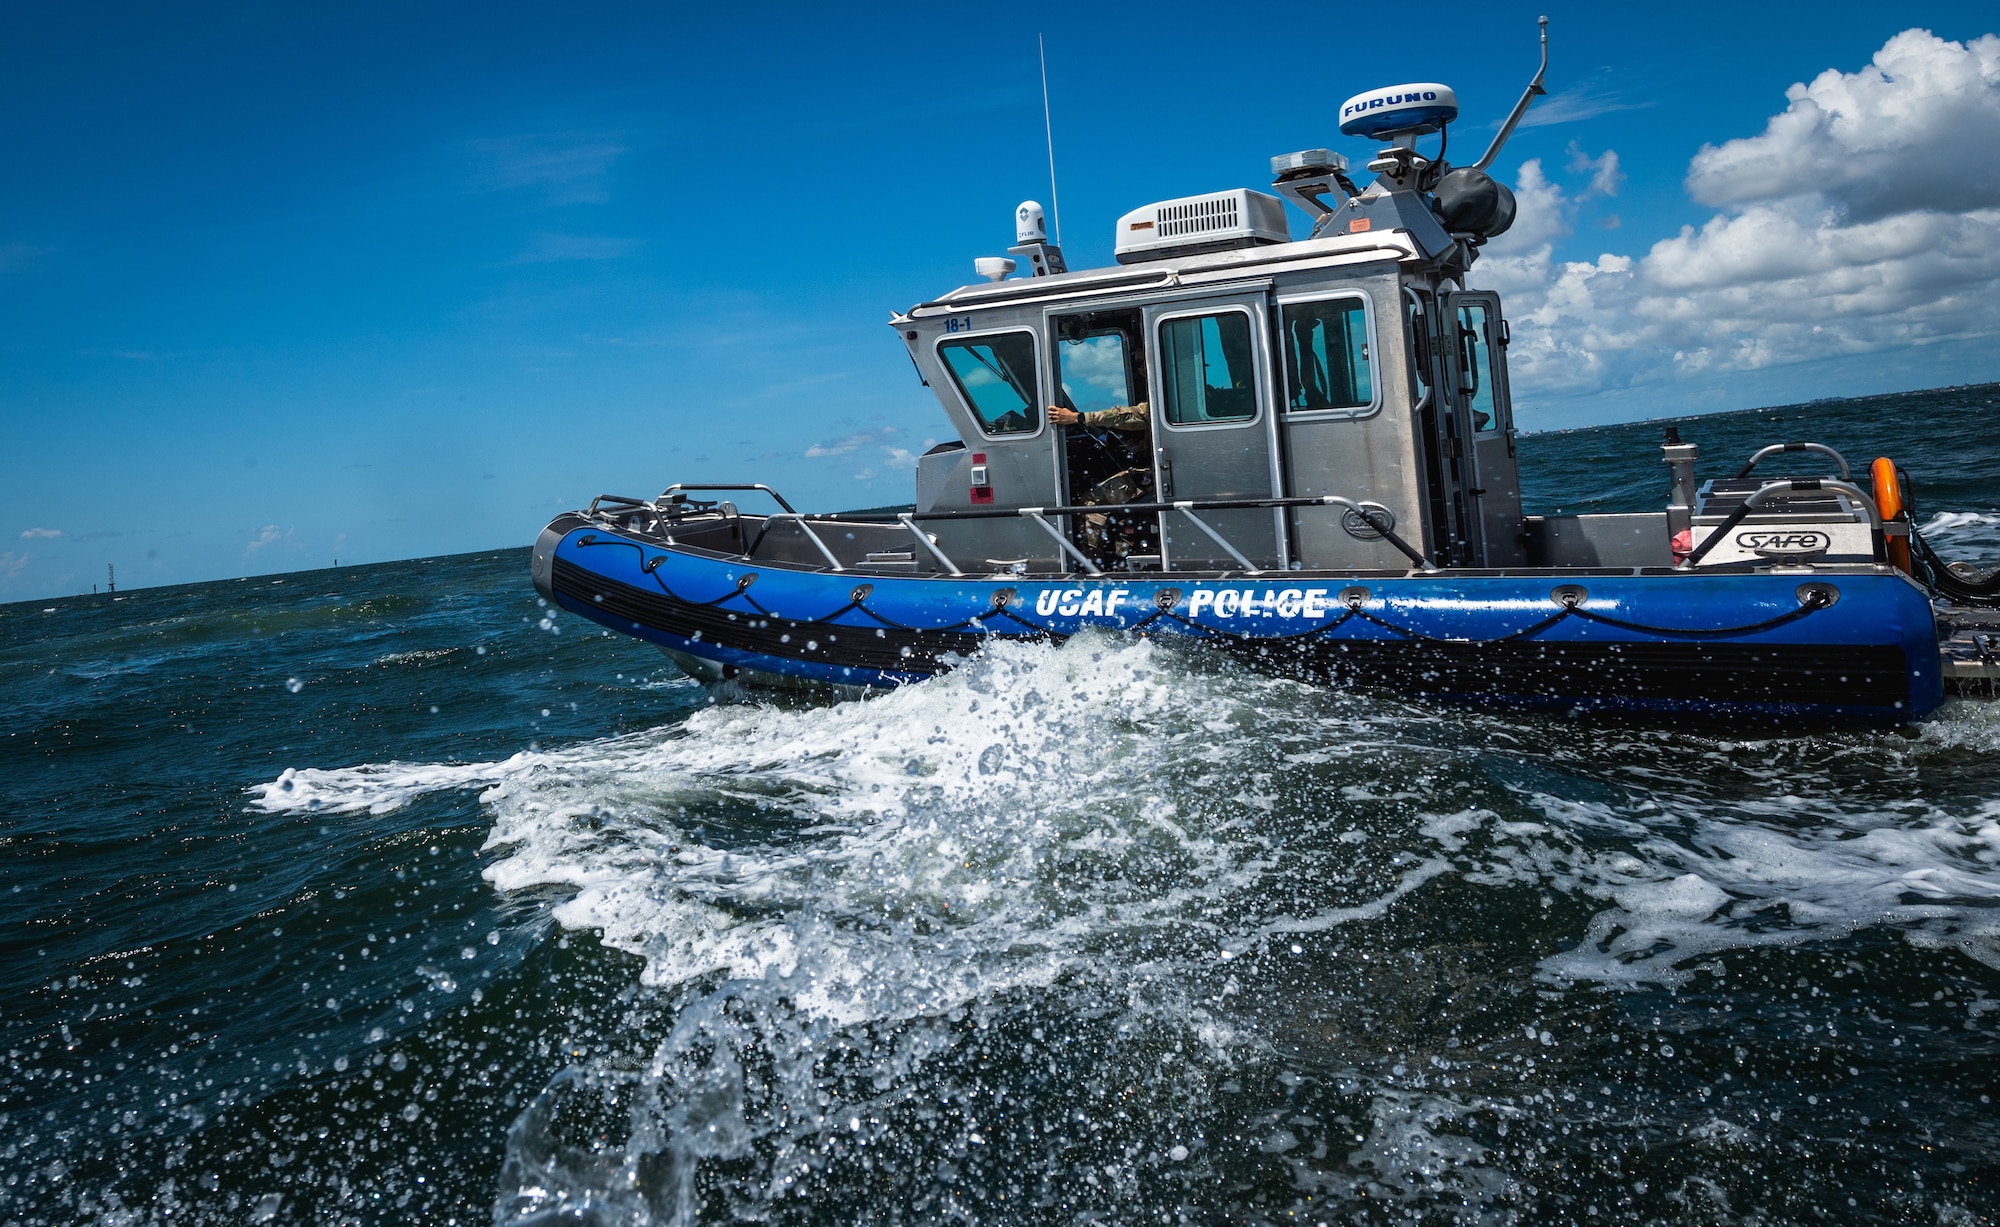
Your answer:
(5, 385), (2000, 1226)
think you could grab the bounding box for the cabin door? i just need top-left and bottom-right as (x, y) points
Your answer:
(1143, 293), (1285, 570)
(1443, 290), (1526, 566)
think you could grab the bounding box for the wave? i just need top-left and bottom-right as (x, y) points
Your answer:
(248, 635), (2000, 1223)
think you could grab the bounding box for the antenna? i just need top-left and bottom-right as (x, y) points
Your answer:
(1039, 33), (1062, 246)
(1472, 16), (1550, 172)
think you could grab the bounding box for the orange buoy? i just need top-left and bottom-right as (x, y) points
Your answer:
(1872, 456), (1911, 572)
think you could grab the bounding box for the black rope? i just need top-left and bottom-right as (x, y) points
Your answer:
(1164, 596), (1829, 645)
(578, 535), (760, 609)
(1564, 599), (1830, 638)
(1155, 606), (1361, 643)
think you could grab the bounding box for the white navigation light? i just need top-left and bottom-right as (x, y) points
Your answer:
(973, 256), (1017, 282)
(1015, 201), (1048, 244)
(1337, 83), (1458, 140)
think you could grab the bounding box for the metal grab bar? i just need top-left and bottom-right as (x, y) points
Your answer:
(1019, 510), (1102, 576)
(622, 489), (1436, 575)
(1173, 503), (1260, 574)
(897, 514), (964, 576)
(746, 514), (846, 571)
(1315, 496), (1437, 571)
(1679, 479), (1882, 569)
(659, 483), (798, 513)
(1733, 443), (1852, 482)
(821, 493), (1434, 573)
(587, 494), (655, 516)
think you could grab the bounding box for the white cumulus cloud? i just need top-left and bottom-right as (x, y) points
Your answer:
(1474, 28), (2000, 414)
(246, 525), (290, 554)
(1684, 29), (2000, 220)
(19, 527), (62, 539)
(804, 426), (902, 459)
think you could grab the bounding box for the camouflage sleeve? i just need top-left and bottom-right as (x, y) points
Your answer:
(1078, 401), (1151, 432)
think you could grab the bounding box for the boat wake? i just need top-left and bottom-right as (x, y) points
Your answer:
(251, 636), (2000, 1222)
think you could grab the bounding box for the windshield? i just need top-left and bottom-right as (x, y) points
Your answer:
(939, 333), (1041, 435)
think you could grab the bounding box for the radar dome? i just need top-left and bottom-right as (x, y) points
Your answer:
(1337, 83), (1458, 140)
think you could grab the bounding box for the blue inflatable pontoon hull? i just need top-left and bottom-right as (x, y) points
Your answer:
(534, 515), (1943, 724)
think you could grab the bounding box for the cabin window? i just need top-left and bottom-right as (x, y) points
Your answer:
(1280, 297), (1373, 414)
(938, 332), (1041, 436)
(1456, 302), (1502, 433)
(1158, 310), (1258, 425)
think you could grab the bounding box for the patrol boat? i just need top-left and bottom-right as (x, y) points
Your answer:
(532, 22), (2000, 723)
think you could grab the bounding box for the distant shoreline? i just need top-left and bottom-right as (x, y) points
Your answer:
(1515, 380), (2000, 439)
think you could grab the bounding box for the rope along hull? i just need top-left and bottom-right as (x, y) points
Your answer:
(539, 517), (1943, 723)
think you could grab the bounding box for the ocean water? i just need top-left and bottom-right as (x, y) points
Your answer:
(5, 384), (2000, 1226)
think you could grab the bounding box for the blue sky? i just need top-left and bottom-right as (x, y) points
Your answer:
(3, 1), (1997, 599)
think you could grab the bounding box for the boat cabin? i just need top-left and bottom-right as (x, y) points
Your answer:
(895, 211), (1524, 573)
(888, 77), (1556, 576)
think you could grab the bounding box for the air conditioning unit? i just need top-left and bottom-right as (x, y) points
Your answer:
(1113, 189), (1290, 264)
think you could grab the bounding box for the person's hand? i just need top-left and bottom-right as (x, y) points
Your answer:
(1047, 405), (1080, 426)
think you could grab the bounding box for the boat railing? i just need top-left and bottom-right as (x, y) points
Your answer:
(754, 514), (849, 571)
(658, 483), (798, 513)
(599, 488), (1432, 577)
(1733, 443), (1851, 481)
(834, 494), (1436, 576)
(1680, 479), (1883, 569)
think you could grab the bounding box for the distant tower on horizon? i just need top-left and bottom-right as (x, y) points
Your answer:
(107, 564), (115, 594)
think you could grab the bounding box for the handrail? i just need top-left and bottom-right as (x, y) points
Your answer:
(821, 493), (1365, 524)
(1317, 496), (1437, 571)
(896, 514), (964, 576)
(659, 483), (798, 514)
(1679, 479), (1882, 569)
(587, 494), (655, 516)
(602, 489), (1437, 575)
(747, 513), (845, 571)
(1173, 503), (1260, 573)
(818, 493), (1433, 571)
(1732, 443), (1852, 482)
(1019, 510), (1103, 575)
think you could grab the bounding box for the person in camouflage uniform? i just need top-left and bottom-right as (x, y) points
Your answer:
(1047, 401), (1155, 562)
(1048, 402), (1150, 434)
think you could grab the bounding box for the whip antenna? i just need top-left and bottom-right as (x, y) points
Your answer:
(1039, 33), (1062, 246)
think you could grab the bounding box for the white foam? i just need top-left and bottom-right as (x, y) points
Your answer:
(1416, 719), (2000, 986)
(1921, 510), (2000, 562)
(469, 634), (1304, 1025)
(468, 635), (1437, 1222)
(245, 630), (2000, 1220)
